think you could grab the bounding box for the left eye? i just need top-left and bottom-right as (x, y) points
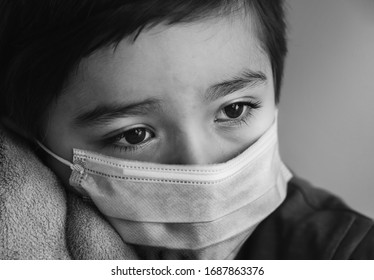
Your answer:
(223, 103), (246, 119)
(215, 102), (251, 122)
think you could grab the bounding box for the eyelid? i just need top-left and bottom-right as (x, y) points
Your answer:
(100, 124), (156, 149)
(214, 98), (262, 124)
(99, 126), (157, 155)
(218, 96), (261, 110)
(102, 124), (155, 139)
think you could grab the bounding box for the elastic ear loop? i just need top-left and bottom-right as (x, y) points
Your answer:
(36, 140), (93, 203)
(35, 140), (84, 175)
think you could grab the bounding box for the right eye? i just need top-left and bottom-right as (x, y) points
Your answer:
(114, 127), (155, 146)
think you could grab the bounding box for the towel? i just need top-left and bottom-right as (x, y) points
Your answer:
(0, 124), (138, 259)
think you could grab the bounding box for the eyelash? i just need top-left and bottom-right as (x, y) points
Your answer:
(102, 127), (155, 154)
(215, 99), (262, 126)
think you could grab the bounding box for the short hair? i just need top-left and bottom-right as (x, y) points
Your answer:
(0, 0), (287, 138)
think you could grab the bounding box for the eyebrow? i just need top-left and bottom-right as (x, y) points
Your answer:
(72, 98), (162, 127)
(72, 68), (267, 128)
(205, 69), (267, 102)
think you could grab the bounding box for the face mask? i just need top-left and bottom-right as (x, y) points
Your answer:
(37, 118), (292, 259)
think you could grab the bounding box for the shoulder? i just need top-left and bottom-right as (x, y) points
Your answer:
(237, 176), (374, 259)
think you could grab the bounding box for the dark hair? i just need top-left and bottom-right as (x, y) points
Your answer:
(0, 0), (287, 137)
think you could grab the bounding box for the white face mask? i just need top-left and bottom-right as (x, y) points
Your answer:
(38, 118), (292, 259)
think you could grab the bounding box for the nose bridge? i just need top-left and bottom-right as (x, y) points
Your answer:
(170, 124), (215, 165)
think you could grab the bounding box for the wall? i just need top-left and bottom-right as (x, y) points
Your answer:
(279, 0), (374, 217)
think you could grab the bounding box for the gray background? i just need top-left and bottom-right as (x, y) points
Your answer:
(279, 0), (374, 218)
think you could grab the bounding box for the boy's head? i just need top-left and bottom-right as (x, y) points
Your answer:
(0, 0), (287, 185)
(0, 0), (287, 136)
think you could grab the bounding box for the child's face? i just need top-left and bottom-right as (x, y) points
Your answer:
(43, 16), (276, 187)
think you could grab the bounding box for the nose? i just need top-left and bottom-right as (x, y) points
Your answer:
(165, 128), (224, 165)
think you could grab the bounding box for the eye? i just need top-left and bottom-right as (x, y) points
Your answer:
(223, 103), (246, 119)
(215, 100), (261, 125)
(114, 127), (155, 146)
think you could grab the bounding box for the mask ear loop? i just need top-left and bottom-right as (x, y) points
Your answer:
(35, 140), (92, 202)
(35, 140), (85, 175)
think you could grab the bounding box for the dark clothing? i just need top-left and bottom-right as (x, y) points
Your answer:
(236, 176), (374, 259)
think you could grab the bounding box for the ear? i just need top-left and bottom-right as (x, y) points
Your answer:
(0, 117), (33, 140)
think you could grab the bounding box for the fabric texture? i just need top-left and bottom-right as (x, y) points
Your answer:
(235, 176), (374, 259)
(0, 124), (138, 259)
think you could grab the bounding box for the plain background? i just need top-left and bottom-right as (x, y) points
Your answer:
(279, 0), (374, 218)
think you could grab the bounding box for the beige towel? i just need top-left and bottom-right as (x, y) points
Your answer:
(0, 124), (138, 259)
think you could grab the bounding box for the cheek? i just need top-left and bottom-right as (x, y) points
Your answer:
(42, 104), (82, 191)
(212, 104), (277, 163)
(45, 155), (74, 191)
(231, 96), (276, 153)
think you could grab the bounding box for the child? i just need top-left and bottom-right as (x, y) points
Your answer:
(0, 0), (373, 259)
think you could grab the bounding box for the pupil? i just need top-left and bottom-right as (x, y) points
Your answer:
(125, 128), (146, 144)
(224, 103), (244, 118)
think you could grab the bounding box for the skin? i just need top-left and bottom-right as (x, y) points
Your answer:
(42, 15), (277, 190)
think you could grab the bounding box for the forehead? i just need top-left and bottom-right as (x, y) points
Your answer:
(62, 16), (271, 110)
